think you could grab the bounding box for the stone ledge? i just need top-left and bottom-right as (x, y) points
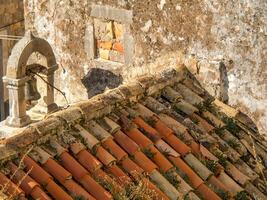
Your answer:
(90, 5), (133, 24)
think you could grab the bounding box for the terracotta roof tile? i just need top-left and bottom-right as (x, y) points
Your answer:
(106, 165), (132, 185)
(196, 183), (221, 200)
(144, 145), (173, 173)
(1, 66), (266, 200)
(164, 134), (191, 156)
(8, 162), (52, 200)
(120, 157), (144, 177)
(71, 144), (103, 173)
(133, 151), (158, 174)
(95, 146), (116, 166)
(102, 137), (128, 161)
(0, 172), (25, 199)
(124, 127), (153, 149)
(113, 130), (139, 155)
(43, 158), (72, 183)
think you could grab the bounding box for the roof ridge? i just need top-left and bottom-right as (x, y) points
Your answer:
(0, 65), (187, 162)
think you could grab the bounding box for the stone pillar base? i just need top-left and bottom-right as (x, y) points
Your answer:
(5, 115), (31, 128)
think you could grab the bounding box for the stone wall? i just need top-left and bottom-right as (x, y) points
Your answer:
(23, 0), (266, 134)
(0, 0), (25, 120)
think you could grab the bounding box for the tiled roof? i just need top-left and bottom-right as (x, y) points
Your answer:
(0, 65), (266, 200)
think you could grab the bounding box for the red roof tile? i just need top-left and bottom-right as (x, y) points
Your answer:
(1, 66), (266, 200)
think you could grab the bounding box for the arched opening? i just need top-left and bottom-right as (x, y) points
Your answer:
(3, 31), (58, 127)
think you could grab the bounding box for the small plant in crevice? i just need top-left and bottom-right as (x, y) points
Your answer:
(205, 159), (219, 174)
(214, 127), (225, 137)
(143, 148), (156, 159)
(222, 116), (241, 134)
(217, 189), (230, 200)
(174, 107), (188, 118)
(196, 102), (207, 113)
(227, 139), (240, 149)
(138, 127), (159, 142)
(74, 195), (87, 200)
(163, 169), (181, 188)
(215, 152), (228, 168)
(235, 191), (249, 200)
(146, 117), (157, 127)
(191, 117), (199, 125)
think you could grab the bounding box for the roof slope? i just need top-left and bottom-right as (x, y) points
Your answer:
(0, 65), (266, 200)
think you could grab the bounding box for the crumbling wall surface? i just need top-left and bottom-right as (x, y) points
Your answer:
(24, 0), (267, 134)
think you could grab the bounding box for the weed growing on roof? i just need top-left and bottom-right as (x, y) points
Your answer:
(222, 116), (241, 134)
(217, 189), (230, 200)
(191, 117), (199, 125)
(227, 139), (240, 149)
(143, 148), (156, 159)
(205, 159), (219, 174)
(162, 169), (181, 188)
(215, 152), (228, 168)
(146, 117), (157, 127)
(235, 191), (249, 200)
(74, 196), (87, 200)
(196, 102), (207, 113)
(214, 127), (225, 137)
(174, 107), (188, 118)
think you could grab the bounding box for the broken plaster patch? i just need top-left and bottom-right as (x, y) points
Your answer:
(158, 0), (166, 10)
(141, 20), (152, 33)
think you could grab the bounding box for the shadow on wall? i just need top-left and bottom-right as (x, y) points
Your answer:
(81, 68), (123, 98)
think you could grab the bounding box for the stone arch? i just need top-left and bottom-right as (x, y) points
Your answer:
(3, 31), (58, 127)
(6, 31), (57, 79)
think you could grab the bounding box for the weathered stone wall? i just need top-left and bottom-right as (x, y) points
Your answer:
(0, 0), (25, 120)
(23, 0), (266, 134)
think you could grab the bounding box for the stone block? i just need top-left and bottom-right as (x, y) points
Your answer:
(114, 22), (124, 39)
(97, 41), (113, 50)
(109, 50), (124, 63)
(91, 5), (133, 24)
(84, 25), (95, 59)
(99, 48), (110, 60)
(113, 42), (124, 53)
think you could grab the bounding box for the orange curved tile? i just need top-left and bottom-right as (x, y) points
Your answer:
(133, 151), (158, 174)
(102, 137), (128, 161)
(30, 186), (52, 200)
(80, 175), (113, 200)
(151, 115), (174, 138)
(191, 113), (214, 133)
(43, 158), (72, 183)
(45, 180), (73, 200)
(169, 156), (203, 189)
(95, 146), (116, 166)
(23, 156), (52, 186)
(133, 117), (161, 142)
(8, 163), (51, 200)
(60, 152), (88, 180)
(0, 172), (25, 198)
(64, 179), (95, 200)
(164, 134), (191, 156)
(145, 145), (173, 173)
(107, 165), (132, 185)
(74, 148), (102, 173)
(8, 162), (39, 195)
(142, 177), (170, 200)
(124, 128), (153, 149)
(23, 156), (73, 200)
(120, 157), (144, 177)
(196, 183), (221, 200)
(113, 130), (139, 155)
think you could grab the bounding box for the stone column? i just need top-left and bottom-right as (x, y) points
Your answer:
(35, 65), (58, 113)
(3, 76), (31, 127)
